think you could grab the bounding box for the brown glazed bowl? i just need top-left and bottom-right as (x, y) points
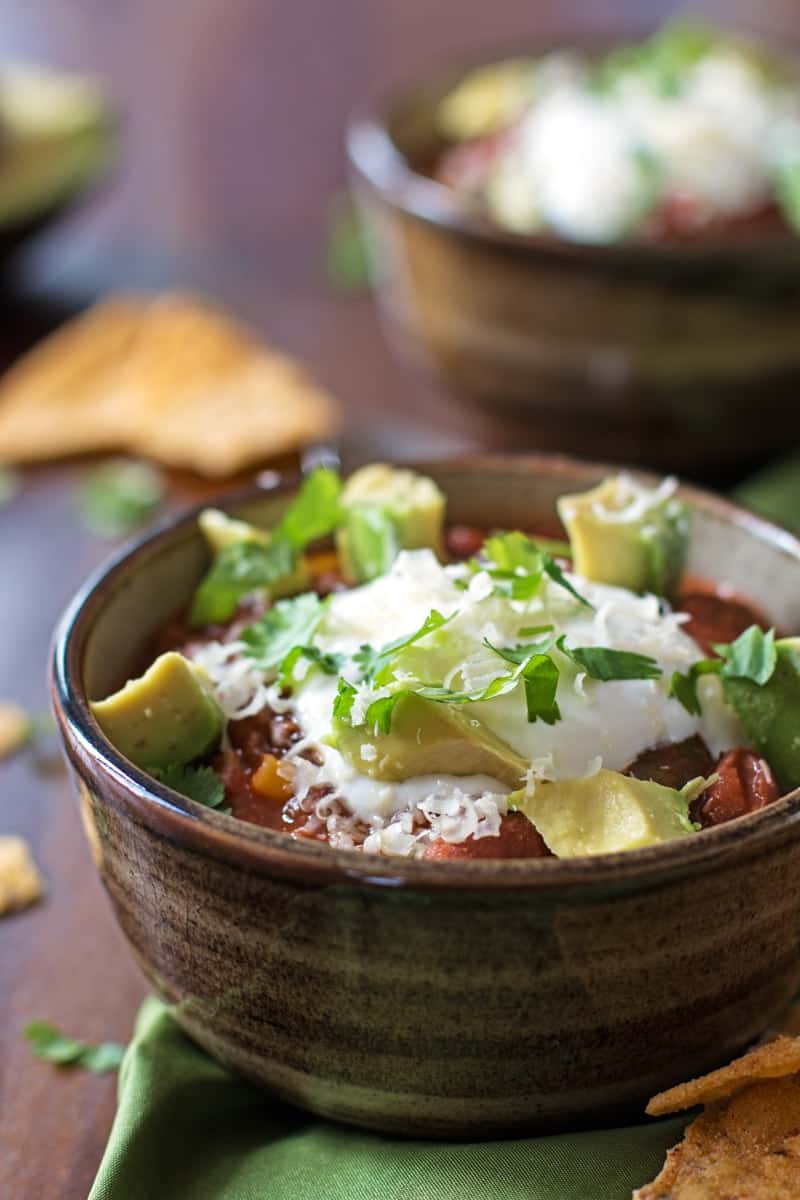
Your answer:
(52, 455), (800, 1138)
(347, 52), (800, 473)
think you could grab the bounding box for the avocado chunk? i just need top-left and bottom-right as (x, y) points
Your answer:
(335, 464), (445, 583)
(0, 64), (116, 231)
(557, 474), (689, 597)
(511, 768), (698, 856)
(720, 637), (800, 793)
(91, 652), (223, 770)
(198, 508), (269, 552)
(332, 692), (528, 787)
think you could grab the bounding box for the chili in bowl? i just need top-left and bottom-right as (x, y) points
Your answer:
(51, 455), (800, 1137)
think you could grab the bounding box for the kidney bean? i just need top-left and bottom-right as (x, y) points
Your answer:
(444, 525), (487, 561)
(678, 591), (769, 657)
(693, 748), (780, 828)
(624, 735), (714, 791)
(424, 812), (552, 860)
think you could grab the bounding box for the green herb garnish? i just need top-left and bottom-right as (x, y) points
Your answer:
(670, 625), (776, 715)
(714, 625), (776, 686)
(76, 459), (164, 538)
(240, 593), (325, 672)
(325, 195), (371, 292)
(558, 639), (663, 682)
(279, 644), (345, 689)
(152, 763), (227, 810)
(24, 1021), (126, 1074)
(190, 468), (341, 627)
(356, 609), (454, 685)
(475, 532), (593, 607)
(190, 539), (296, 626)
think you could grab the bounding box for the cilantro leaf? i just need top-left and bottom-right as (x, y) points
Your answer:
(558, 639), (663, 681)
(477, 532), (545, 599)
(357, 610), (454, 685)
(279, 644), (344, 689)
(76, 459), (164, 539)
(152, 764), (227, 810)
(669, 659), (723, 715)
(519, 655), (561, 724)
(279, 467), (342, 549)
(332, 678), (357, 720)
(669, 626), (777, 717)
(24, 1021), (126, 1075)
(483, 638), (561, 723)
(352, 643), (380, 680)
(714, 626), (777, 686)
(240, 593), (324, 672)
(542, 555), (593, 609)
(189, 537), (296, 626)
(189, 468), (341, 627)
(483, 531), (544, 575)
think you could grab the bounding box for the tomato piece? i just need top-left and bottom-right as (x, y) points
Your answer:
(693, 749), (780, 828)
(424, 812), (552, 860)
(678, 591), (769, 657)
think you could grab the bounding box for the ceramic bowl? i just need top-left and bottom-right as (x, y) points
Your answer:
(347, 56), (800, 473)
(52, 455), (800, 1138)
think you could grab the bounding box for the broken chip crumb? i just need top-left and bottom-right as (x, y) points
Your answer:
(0, 702), (30, 759)
(635, 1036), (800, 1197)
(0, 835), (43, 915)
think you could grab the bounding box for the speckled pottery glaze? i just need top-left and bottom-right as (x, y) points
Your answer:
(52, 455), (800, 1138)
(348, 52), (800, 472)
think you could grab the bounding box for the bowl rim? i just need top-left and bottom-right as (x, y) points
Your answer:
(51, 452), (800, 891)
(345, 35), (800, 269)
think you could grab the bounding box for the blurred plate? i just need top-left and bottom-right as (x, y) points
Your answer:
(0, 63), (117, 258)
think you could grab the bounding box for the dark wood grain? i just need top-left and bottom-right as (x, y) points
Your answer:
(2, 2), (800, 1196)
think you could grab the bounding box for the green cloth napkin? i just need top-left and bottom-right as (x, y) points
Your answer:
(90, 460), (800, 1200)
(89, 999), (686, 1200)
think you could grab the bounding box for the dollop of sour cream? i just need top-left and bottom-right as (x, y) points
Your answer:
(274, 550), (742, 852)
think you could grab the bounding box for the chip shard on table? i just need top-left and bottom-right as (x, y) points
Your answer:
(0, 701), (30, 759)
(0, 291), (340, 475)
(634, 1035), (800, 1198)
(0, 835), (43, 915)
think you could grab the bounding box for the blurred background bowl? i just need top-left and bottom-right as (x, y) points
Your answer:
(348, 42), (800, 477)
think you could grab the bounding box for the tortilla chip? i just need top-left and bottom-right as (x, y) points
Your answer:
(0, 835), (43, 915)
(0, 292), (339, 475)
(122, 294), (338, 475)
(635, 1077), (800, 1198)
(0, 701), (30, 758)
(0, 296), (148, 461)
(647, 1036), (800, 1116)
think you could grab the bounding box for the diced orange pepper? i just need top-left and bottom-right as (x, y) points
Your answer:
(252, 754), (294, 802)
(307, 550), (340, 575)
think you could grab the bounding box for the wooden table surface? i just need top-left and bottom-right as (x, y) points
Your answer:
(2, 2), (800, 1196)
